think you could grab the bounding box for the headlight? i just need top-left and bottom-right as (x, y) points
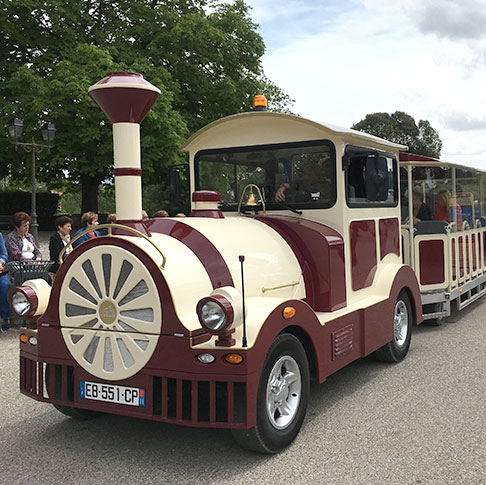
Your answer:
(201, 301), (227, 330)
(197, 296), (234, 333)
(8, 284), (41, 319)
(12, 291), (31, 316)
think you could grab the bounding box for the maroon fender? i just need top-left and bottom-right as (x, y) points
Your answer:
(254, 215), (346, 312)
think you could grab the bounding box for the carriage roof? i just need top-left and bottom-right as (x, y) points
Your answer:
(180, 111), (408, 153)
(399, 152), (486, 174)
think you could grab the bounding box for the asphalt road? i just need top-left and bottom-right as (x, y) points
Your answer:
(0, 302), (485, 485)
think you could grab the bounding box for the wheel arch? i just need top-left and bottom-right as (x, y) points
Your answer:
(278, 325), (318, 382)
(401, 286), (417, 326)
(389, 265), (423, 326)
(247, 299), (323, 386)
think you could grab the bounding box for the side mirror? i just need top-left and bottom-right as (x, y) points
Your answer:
(365, 155), (389, 201)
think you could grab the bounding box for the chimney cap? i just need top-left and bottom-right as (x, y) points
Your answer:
(89, 71), (161, 123)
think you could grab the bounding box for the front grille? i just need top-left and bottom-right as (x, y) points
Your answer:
(20, 356), (247, 427)
(152, 376), (246, 426)
(20, 357), (75, 403)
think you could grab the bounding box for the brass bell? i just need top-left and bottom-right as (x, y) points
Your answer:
(246, 190), (258, 206)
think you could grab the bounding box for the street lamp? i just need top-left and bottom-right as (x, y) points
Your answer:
(7, 118), (56, 242)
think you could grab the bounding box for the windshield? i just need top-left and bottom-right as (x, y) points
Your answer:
(195, 140), (336, 211)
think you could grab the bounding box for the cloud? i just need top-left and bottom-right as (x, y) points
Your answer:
(242, 0), (486, 168)
(442, 113), (486, 131)
(399, 0), (486, 41)
(243, 0), (361, 48)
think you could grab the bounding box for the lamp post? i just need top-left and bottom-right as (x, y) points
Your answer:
(7, 118), (56, 242)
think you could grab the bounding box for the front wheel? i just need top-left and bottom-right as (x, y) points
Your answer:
(232, 333), (310, 453)
(373, 290), (413, 363)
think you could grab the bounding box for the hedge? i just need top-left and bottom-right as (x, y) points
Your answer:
(0, 192), (60, 230)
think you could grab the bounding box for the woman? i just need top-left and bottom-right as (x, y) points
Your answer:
(72, 211), (100, 249)
(5, 212), (42, 262)
(0, 233), (11, 332)
(434, 189), (462, 227)
(49, 215), (73, 273)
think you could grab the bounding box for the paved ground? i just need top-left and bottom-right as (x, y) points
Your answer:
(0, 298), (485, 484)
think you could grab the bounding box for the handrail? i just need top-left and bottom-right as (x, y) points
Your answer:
(58, 223), (167, 269)
(237, 184), (266, 215)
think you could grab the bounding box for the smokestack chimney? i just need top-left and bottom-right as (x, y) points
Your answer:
(88, 72), (160, 222)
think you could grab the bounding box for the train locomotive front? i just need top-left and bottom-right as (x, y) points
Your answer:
(12, 72), (423, 454)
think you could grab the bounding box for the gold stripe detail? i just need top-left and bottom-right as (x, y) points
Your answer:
(262, 281), (299, 293)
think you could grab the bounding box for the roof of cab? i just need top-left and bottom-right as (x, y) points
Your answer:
(180, 111), (408, 152)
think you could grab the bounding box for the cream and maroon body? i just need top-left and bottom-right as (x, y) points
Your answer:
(19, 103), (422, 429)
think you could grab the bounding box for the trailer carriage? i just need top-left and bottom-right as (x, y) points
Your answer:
(399, 153), (486, 323)
(14, 71), (480, 453)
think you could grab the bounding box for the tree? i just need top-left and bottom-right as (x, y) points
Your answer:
(352, 111), (442, 159)
(0, 0), (292, 212)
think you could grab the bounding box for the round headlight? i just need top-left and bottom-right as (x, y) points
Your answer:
(12, 291), (31, 316)
(200, 301), (227, 331)
(196, 295), (234, 334)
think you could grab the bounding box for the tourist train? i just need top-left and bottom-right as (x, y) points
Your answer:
(10, 72), (486, 453)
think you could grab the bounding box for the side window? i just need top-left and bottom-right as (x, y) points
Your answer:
(344, 146), (398, 207)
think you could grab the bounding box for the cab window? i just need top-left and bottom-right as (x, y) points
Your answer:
(344, 145), (398, 207)
(195, 140), (337, 211)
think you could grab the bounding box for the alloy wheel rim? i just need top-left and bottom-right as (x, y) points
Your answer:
(266, 355), (301, 430)
(394, 300), (409, 347)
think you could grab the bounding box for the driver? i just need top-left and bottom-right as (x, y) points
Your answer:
(275, 161), (328, 203)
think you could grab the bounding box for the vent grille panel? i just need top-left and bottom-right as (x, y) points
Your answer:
(332, 325), (354, 360)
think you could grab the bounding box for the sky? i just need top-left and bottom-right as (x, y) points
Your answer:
(242, 0), (486, 169)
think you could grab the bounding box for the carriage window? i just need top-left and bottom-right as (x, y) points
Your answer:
(344, 146), (398, 207)
(195, 140), (336, 211)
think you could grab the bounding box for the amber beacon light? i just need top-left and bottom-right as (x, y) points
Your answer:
(252, 95), (268, 111)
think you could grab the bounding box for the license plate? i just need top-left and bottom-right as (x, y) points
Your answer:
(80, 381), (145, 407)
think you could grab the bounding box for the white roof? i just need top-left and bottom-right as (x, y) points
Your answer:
(180, 111), (408, 152)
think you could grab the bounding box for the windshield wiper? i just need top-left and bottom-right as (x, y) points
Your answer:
(277, 202), (302, 215)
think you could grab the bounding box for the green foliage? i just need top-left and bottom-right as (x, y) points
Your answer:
(352, 111), (442, 158)
(0, 0), (292, 210)
(60, 185), (115, 215)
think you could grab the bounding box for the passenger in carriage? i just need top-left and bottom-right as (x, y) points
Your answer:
(434, 189), (462, 227)
(412, 189), (432, 223)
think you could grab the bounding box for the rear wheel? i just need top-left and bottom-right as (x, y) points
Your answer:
(373, 290), (413, 363)
(45, 364), (99, 419)
(231, 333), (310, 453)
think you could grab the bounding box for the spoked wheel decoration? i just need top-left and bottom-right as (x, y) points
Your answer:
(59, 245), (162, 381)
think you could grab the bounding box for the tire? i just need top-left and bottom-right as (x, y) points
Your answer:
(45, 364), (99, 420)
(231, 333), (310, 453)
(373, 290), (413, 363)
